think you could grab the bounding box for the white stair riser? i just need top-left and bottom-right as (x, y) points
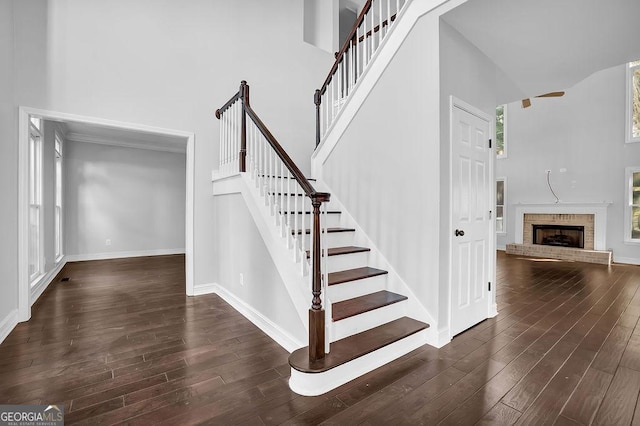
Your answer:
(331, 299), (407, 342)
(324, 251), (370, 273)
(289, 329), (430, 396)
(298, 231), (354, 249)
(327, 274), (387, 303)
(281, 213), (341, 229)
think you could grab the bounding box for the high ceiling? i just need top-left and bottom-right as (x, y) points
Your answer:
(442, 0), (640, 101)
(63, 120), (187, 154)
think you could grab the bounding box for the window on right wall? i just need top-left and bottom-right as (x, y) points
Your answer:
(626, 167), (640, 243)
(496, 178), (506, 234)
(495, 105), (507, 157)
(627, 60), (640, 143)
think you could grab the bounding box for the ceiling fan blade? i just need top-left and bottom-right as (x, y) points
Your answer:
(535, 91), (565, 98)
(522, 98), (532, 108)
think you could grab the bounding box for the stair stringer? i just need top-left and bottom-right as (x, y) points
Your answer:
(311, 0), (469, 178)
(212, 172), (313, 348)
(313, 179), (444, 348)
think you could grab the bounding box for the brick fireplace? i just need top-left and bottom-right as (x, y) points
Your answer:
(506, 203), (612, 265)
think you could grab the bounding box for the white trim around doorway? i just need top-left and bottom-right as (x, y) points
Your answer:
(17, 107), (196, 322)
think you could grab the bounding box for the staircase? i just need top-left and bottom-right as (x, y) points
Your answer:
(213, 0), (434, 396)
(265, 177), (430, 395)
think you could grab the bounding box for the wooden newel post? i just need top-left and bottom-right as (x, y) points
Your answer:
(239, 80), (248, 172)
(314, 89), (321, 148)
(309, 192), (330, 362)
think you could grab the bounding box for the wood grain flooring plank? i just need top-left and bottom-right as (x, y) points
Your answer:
(592, 365), (640, 425)
(560, 367), (613, 425)
(3, 253), (640, 425)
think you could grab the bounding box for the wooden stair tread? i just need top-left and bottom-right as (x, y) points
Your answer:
(306, 246), (371, 259)
(288, 317), (429, 373)
(260, 175), (316, 181)
(292, 227), (355, 235)
(328, 266), (386, 285)
(268, 192), (305, 197)
(281, 210), (341, 215)
(332, 290), (405, 321)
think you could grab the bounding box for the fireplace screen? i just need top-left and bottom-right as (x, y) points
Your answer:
(532, 224), (585, 248)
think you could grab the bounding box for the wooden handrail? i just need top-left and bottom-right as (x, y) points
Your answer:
(216, 81), (330, 362)
(320, 12), (397, 96)
(215, 91), (241, 119)
(315, 0), (403, 147)
(318, 0), (373, 96)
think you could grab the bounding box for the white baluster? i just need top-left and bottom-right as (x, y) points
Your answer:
(370, 4), (375, 56)
(322, 201), (330, 353)
(280, 160), (285, 232)
(300, 194), (306, 274)
(338, 61), (343, 110)
(220, 111), (224, 172)
(378, 0), (383, 43)
(286, 170), (291, 244)
(293, 181), (299, 261)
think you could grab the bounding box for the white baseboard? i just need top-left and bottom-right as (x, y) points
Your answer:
(0, 309), (19, 345)
(614, 256), (640, 266)
(434, 327), (451, 348)
(192, 283), (217, 296)
(206, 283), (304, 353)
(30, 259), (67, 306)
(65, 248), (185, 262)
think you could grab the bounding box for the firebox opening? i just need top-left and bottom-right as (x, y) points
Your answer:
(532, 224), (585, 249)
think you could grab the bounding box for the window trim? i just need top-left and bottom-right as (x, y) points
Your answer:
(625, 166), (640, 244)
(496, 104), (507, 158)
(626, 61), (640, 144)
(496, 177), (506, 235)
(54, 131), (64, 263)
(28, 118), (44, 284)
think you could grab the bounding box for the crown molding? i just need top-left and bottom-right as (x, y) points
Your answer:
(66, 132), (187, 154)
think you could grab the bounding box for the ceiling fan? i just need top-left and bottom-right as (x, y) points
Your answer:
(521, 91), (565, 108)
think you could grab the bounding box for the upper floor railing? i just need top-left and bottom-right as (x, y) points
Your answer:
(315, 0), (407, 146)
(216, 81), (330, 362)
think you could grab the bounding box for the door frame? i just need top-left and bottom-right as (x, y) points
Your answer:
(448, 96), (498, 340)
(17, 107), (196, 321)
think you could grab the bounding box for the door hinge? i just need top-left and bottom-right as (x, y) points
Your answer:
(489, 210), (492, 219)
(489, 138), (492, 148)
(488, 281), (491, 291)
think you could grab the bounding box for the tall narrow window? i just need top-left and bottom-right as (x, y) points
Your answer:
(496, 105), (507, 158)
(626, 167), (640, 243)
(627, 60), (640, 143)
(54, 133), (63, 261)
(496, 178), (506, 233)
(28, 117), (43, 282)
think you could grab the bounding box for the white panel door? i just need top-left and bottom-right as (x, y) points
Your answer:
(451, 102), (492, 337)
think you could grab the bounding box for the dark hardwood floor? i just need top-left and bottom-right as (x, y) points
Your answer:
(2, 253), (640, 424)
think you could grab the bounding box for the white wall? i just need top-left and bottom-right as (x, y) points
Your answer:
(438, 21), (499, 331)
(322, 12), (442, 325)
(64, 141), (186, 257)
(213, 193), (307, 344)
(496, 64), (640, 264)
(0, 0), (17, 327)
(304, 0), (339, 53)
(43, 0), (331, 286)
(0, 0), (332, 321)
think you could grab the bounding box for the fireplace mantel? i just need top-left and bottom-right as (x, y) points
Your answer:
(515, 202), (612, 251)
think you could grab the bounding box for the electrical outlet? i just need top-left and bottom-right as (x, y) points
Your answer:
(239, 273), (244, 286)
(105, 239), (111, 246)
